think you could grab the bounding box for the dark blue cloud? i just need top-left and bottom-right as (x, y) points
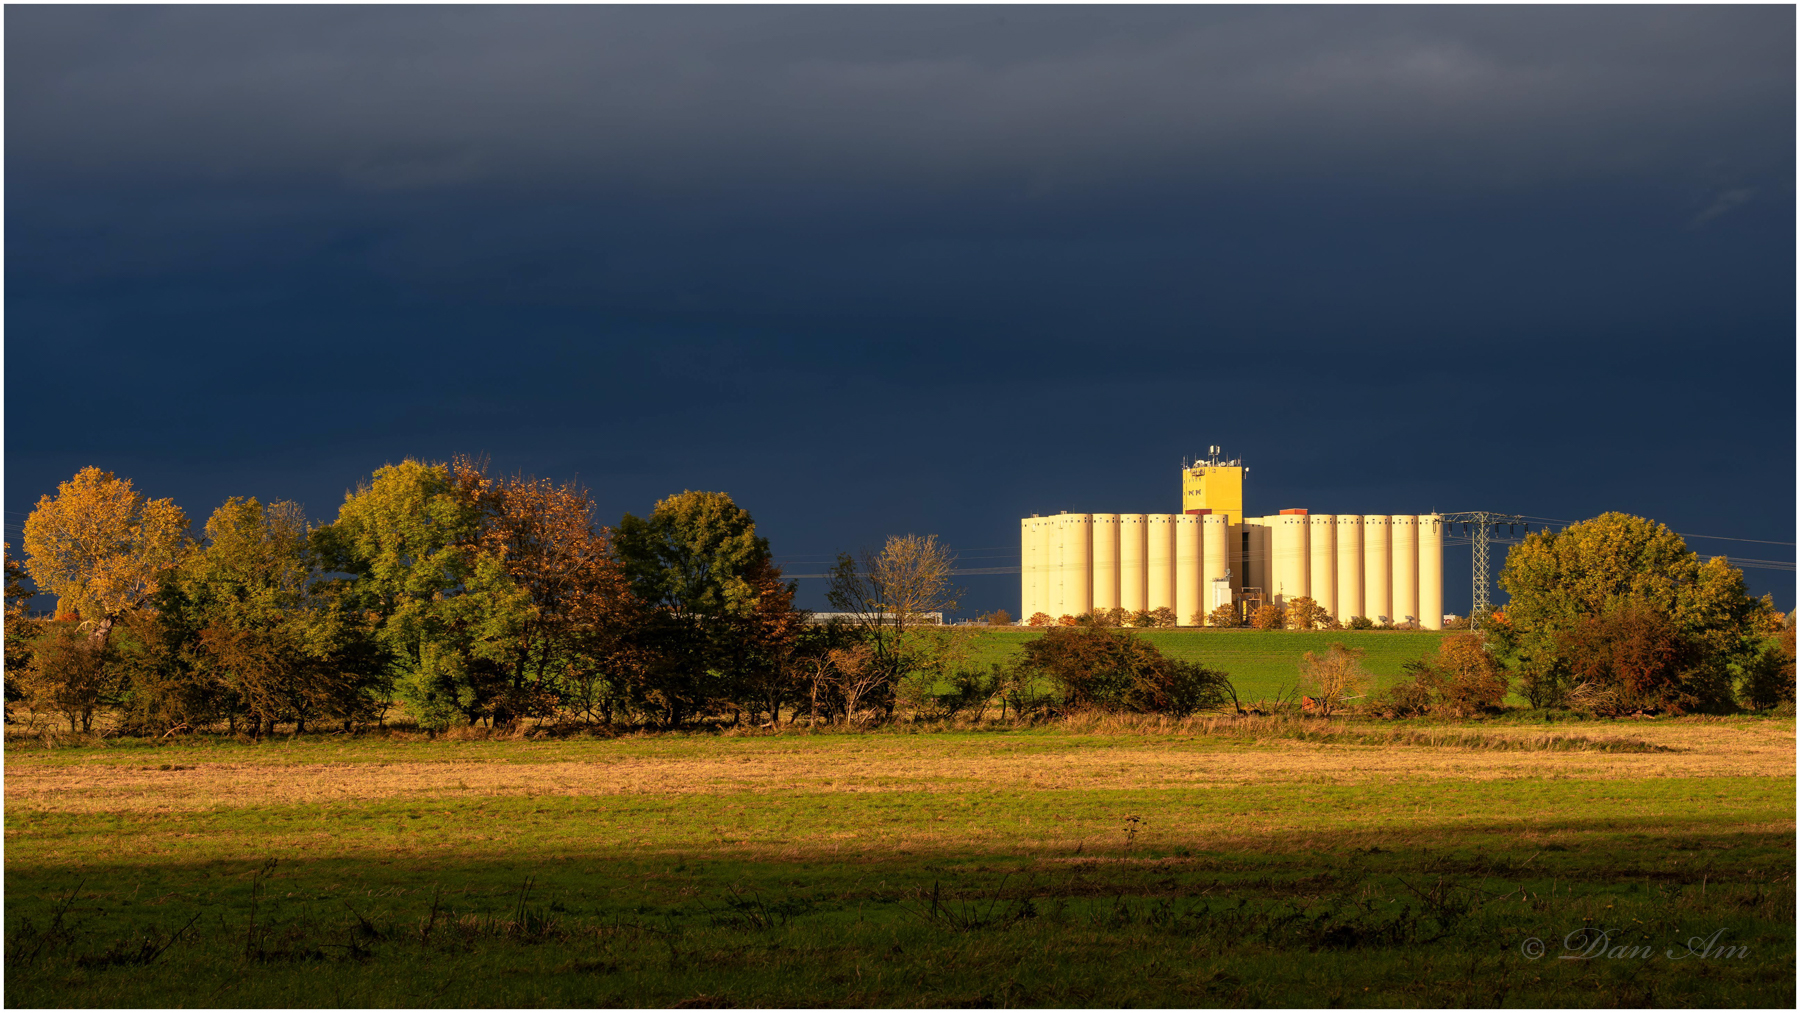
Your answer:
(6, 6), (1793, 614)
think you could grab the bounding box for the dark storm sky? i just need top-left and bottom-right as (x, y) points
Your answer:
(7, 6), (1795, 615)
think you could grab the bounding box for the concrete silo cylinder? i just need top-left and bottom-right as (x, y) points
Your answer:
(1090, 514), (1120, 613)
(1064, 513), (1094, 619)
(1419, 514), (1444, 630)
(1202, 514), (1229, 588)
(1176, 514), (1202, 625)
(1391, 515), (1419, 627)
(1147, 514), (1176, 615)
(1119, 514), (1148, 614)
(1271, 515), (1309, 606)
(1335, 516), (1364, 622)
(1244, 520), (1273, 598)
(1363, 516), (1392, 624)
(1308, 514), (1337, 619)
(1020, 518), (1037, 621)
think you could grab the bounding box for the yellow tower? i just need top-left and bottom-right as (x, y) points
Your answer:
(1180, 447), (1245, 524)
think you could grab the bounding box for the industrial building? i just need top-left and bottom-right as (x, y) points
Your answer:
(1020, 449), (1445, 629)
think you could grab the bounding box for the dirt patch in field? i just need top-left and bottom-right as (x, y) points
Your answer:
(6, 721), (1792, 814)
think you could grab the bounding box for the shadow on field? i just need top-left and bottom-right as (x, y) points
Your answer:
(7, 828), (1794, 1008)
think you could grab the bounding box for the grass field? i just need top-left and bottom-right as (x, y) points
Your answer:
(957, 628), (1450, 702)
(6, 715), (1794, 1007)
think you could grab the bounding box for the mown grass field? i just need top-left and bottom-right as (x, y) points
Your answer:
(6, 715), (1794, 1007)
(958, 628), (1450, 702)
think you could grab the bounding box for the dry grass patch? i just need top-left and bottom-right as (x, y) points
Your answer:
(6, 718), (1791, 815)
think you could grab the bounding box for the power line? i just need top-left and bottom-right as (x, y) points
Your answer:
(1515, 515), (1792, 547)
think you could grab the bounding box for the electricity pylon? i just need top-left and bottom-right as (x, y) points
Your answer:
(1440, 511), (1528, 627)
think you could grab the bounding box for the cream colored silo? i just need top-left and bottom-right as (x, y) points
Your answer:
(1419, 513), (1444, 630)
(1044, 517), (1064, 619)
(1202, 514), (1230, 592)
(1176, 514), (1202, 625)
(1091, 513), (1120, 613)
(1271, 513), (1310, 605)
(1020, 518), (1037, 620)
(1335, 515), (1364, 621)
(1245, 519), (1274, 598)
(1391, 515), (1419, 627)
(1308, 514), (1336, 618)
(1030, 518), (1054, 620)
(1060, 513), (1094, 619)
(1119, 514), (1148, 614)
(1363, 515), (1391, 624)
(1147, 514), (1177, 615)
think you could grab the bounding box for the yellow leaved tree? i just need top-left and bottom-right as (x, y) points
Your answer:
(21, 466), (190, 644)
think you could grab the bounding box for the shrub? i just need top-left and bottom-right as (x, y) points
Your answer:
(1148, 606), (1178, 629)
(1346, 616), (1375, 630)
(1026, 612), (1054, 628)
(1020, 625), (1233, 716)
(1250, 604), (1284, 631)
(1206, 603), (1240, 628)
(1155, 660), (1236, 716)
(20, 624), (116, 733)
(1382, 633), (1509, 718)
(1555, 604), (1731, 715)
(1739, 624), (1795, 710)
(1283, 597), (1330, 630)
(1374, 676), (1433, 718)
(1297, 642), (1368, 716)
(898, 666), (1000, 719)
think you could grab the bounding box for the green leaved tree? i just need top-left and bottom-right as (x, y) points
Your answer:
(311, 459), (531, 729)
(613, 490), (788, 725)
(1496, 512), (1772, 712)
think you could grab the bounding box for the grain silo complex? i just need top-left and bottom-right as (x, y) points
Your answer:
(1020, 449), (1446, 629)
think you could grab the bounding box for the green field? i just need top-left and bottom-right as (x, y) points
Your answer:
(958, 628), (1449, 702)
(6, 716), (1793, 1007)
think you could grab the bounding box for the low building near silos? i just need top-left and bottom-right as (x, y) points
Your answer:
(1020, 450), (1445, 628)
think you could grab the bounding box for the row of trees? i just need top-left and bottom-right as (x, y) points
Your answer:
(10, 462), (825, 733)
(8, 463), (1237, 736)
(10, 471), (1786, 730)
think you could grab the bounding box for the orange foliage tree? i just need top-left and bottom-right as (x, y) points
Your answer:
(22, 466), (190, 645)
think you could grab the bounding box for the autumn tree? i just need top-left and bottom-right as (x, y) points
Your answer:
(1284, 596), (1332, 631)
(1383, 633), (1509, 718)
(1298, 642), (1368, 717)
(1090, 607), (1127, 628)
(179, 498), (385, 735)
(1740, 618), (1796, 710)
(1020, 625), (1233, 716)
(824, 533), (962, 716)
(311, 459), (530, 729)
(1554, 604), (1730, 715)
(18, 624), (115, 732)
(1250, 603), (1284, 631)
(1206, 602), (1240, 628)
(461, 464), (643, 725)
(1496, 512), (1770, 710)
(22, 467), (190, 646)
(615, 490), (792, 724)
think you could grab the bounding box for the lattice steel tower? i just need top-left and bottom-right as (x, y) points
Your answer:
(1440, 511), (1527, 626)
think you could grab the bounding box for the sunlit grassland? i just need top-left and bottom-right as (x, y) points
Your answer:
(6, 717), (1794, 1007)
(956, 628), (1450, 702)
